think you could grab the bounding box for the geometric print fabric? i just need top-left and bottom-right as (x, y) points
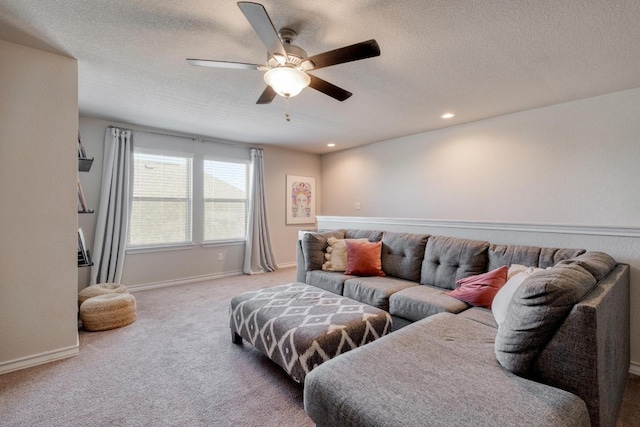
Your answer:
(230, 283), (392, 383)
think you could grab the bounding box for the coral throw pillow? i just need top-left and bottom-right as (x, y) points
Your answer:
(446, 265), (508, 309)
(344, 240), (385, 277)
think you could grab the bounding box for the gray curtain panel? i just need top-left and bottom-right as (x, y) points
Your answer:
(243, 148), (278, 274)
(90, 127), (132, 284)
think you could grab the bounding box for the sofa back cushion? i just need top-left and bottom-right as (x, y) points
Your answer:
(494, 263), (597, 375)
(420, 236), (490, 290)
(345, 229), (384, 241)
(381, 232), (429, 282)
(489, 244), (585, 271)
(301, 230), (346, 271)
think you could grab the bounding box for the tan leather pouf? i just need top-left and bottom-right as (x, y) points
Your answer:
(80, 293), (137, 332)
(78, 283), (128, 306)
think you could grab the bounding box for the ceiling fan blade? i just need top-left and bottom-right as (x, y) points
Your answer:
(256, 86), (277, 104)
(308, 74), (352, 101)
(186, 59), (262, 70)
(237, 2), (287, 62)
(304, 39), (380, 70)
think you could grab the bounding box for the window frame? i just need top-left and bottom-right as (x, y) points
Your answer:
(202, 156), (250, 244)
(127, 147), (194, 250)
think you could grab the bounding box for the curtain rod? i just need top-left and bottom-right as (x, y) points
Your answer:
(108, 125), (261, 150)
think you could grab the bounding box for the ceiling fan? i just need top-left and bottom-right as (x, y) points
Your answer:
(186, 1), (381, 104)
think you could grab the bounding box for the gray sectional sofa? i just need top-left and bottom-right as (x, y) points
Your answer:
(295, 229), (630, 427)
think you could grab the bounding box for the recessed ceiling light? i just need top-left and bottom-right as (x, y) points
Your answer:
(441, 113), (455, 119)
(327, 143), (336, 147)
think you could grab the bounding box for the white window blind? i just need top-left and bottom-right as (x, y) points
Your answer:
(129, 150), (193, 247)
(203, 159), (248, 242)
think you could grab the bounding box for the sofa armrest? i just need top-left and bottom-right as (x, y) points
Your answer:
(296, 239), (307, 283)
(532, 264), (630, 427)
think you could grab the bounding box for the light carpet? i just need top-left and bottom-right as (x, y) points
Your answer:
(0, 268), (313, 427)
(1, 267), (639, 426)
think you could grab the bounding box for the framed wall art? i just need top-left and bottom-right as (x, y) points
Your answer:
(286, 175), (316, 224)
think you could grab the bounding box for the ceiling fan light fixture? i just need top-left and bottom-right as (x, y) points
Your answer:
(264, 67), (311, 98)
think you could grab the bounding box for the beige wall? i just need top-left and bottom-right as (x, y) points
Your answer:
(263, 145), (322, 266)
(0, 40), (79, 373)
(319, 88), (640, 371)
(321, 88), (640, 223)
(77, 117), (321, 289)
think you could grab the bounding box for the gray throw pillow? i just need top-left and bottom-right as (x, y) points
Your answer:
(495, 263), (597, 375)
(555, 251), (616, 282)
(302, 230), (345, 271)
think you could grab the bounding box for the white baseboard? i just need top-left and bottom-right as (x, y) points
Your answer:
(277, 261), (296, 269)
(629, 361), (640, 377)
(127, 270), (244, 292)
(0, 342), (79, 375)
(127, 264), (295, 293)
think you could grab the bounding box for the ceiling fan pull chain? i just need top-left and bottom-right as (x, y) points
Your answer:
(285, 96), (291, 122)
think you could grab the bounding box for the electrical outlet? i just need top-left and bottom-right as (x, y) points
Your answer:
(355, 202), (361, 210)
(217, 253), (224, 261)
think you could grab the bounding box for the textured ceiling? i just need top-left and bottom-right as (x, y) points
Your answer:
(1, 0), (640, 154)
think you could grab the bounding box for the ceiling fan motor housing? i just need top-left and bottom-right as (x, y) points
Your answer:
(267, 43), (308, 68)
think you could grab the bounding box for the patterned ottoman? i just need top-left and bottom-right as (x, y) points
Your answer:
(230, 283), (392, 383)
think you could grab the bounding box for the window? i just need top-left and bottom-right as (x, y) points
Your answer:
(203, 159), (248, 242)
(129, 150), (193, 247)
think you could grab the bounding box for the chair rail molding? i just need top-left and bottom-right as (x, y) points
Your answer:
(316, 216), (640, 238)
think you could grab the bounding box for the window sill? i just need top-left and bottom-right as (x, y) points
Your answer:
(201, 240), (245, 248)
(126, 243), (195, 254)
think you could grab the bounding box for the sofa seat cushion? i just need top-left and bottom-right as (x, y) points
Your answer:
(389, 285), (468, 321)
(343, 276), (418, 311)
(458, 306), (498, 328)
(304, 312), (589, 427)
(306, 270), (354, 295)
